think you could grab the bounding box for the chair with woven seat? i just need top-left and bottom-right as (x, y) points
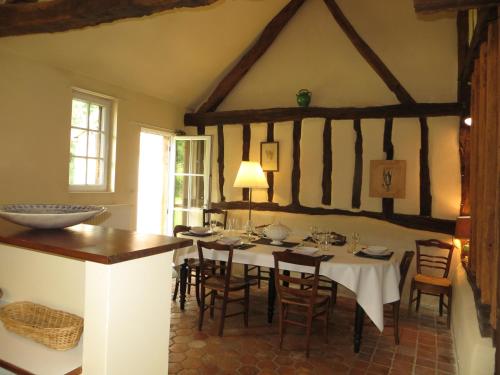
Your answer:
(197, 240), (255, 336)
(409, 239), (454, 328)
(273, 250), (330, 357)
(172, 225), (201, 305)
(388, 250), (415, 344)
(202, 208), (228, 229)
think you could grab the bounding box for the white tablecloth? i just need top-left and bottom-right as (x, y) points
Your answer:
(175, 234), (401, 331)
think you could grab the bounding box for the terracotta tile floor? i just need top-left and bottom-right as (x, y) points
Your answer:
(169, 284), (457, 375)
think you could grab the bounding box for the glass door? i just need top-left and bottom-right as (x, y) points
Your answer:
(168, 136), (211, 231)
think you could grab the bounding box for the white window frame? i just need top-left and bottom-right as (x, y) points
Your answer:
(69, 89), (115, 192)
(167, 135), (212, 230)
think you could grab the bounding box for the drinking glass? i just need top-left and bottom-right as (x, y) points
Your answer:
(310, 226), (319, 244)
(348, 232), (360, 254)
(210, 219), (218, 233)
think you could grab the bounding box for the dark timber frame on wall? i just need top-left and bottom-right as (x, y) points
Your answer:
(185, 0), (466, 234)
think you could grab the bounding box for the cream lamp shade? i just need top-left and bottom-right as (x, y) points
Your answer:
(233, 161), (269, 189)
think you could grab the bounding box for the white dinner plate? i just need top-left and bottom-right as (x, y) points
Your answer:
(294, 246), (319, 256)
(365, 246), (388, 255)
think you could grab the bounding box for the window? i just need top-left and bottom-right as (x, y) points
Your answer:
(69, 90), (114, 191)
(168, 136), (211, 229)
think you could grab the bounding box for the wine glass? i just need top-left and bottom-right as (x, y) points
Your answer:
(310, 226), (319, 244)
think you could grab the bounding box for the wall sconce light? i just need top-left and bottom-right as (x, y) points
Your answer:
(464, 117), (472, 126)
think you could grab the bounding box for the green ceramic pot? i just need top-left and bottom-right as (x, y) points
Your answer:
(296, 89), (312, 108)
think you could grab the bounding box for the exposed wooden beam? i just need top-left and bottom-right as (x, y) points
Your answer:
(382, 118), (394, 217)
(212, 201), (456, 234)
(321, 119), (333, 206)
(323, 0), (415, 104)
(266, 122), (275, 203)
(460, 7), (497, 105)
(457, 10), (469, 103)
(217, 124), (225, 202)
(196, 0), (305, 113)
(242, 124), (251, 201)
(291, 120), (302, 207)
(0, 0), (218, 37)
(185, 103), (463, 126)
(419, 117), (433, 216)
(352, 119), (363, 209)
(414, 0), (500, 13)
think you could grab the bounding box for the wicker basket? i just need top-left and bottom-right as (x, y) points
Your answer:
(0, 302), (83, 350)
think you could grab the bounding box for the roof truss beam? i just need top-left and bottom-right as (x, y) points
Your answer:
(0, 0), (218, 37)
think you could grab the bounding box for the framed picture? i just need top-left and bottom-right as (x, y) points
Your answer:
(260, 142), (279, 172)
(369, 160), (406, 198)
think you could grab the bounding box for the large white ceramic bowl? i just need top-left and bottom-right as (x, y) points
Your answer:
(0, 204), (106, 229)
(263, 223), (291, 245)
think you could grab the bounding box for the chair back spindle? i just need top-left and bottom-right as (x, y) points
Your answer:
(398, 251), (415, 294)
(415, 239), (454, 278)
(273, 250), (323, 305)
(202, 208), (228, 229)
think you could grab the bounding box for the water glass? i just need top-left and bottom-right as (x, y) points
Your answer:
(348, 232), (360, 254)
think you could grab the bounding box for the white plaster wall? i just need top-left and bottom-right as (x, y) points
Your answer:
(452, 265), (496, 375)
(0, 50), (185, 228)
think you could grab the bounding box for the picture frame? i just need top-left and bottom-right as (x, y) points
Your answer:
(369, 160), (406, 198)
(260, 142), (279, 172)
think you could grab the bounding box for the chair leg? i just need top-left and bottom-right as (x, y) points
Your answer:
(173, 278), (179, 301)
(218, 297), (228, 337)
(279, 303), (285, 349)
(187, 268), (192, 295)
(210, 291), (216, 319)
(324, 301), (330, 343)
(408, 280), (415, 316)
(244, 286), (249, 327)
(416, 291), (421, 312)
(439, 294), (444, 316)
(198, 286), (205, 331)
(393, 302), (400, 345)
(331, 281), (338, 306)
(447, 288), (453, 329)
(305, 307), (313, 358)
(195, 268), (201, 306)
(300, 273), (306, 290)
(257, 266), (261, 289)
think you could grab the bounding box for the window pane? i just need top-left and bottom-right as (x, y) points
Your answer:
(174, 175), (189, 208)
(71, 100), (88, 129)
(70, 128), (88, 157)
(190, 176), (205, 208)
(69, 157), (86, 185)
(88, 131), (101, 158)
(175, 140), (190, 173)
(191, 140), (205, 174)
(173, 209), (188, 227)
(89, 104), (101, 131)
(86, 159), (104, 185)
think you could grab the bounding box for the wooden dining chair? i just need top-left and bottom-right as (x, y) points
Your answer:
(197, 240), (255, 336)
(389, 250), (415, 344)
(273, 250), (330, 357)
(409, 239), (454, 328)
(202, 208), (228, 229)
(172, 225), (201, 305)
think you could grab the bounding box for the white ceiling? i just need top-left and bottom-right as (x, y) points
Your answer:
(0, 0), (457, 111)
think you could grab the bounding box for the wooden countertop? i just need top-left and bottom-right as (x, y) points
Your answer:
(0, 221), (192, 264)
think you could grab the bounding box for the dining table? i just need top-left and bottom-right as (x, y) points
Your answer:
(174, 231), (401, 353)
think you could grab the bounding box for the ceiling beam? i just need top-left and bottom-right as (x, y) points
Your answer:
(414, 0), (500, 13)
(196, 0), (306, 113)
(0, 0), (218, 38)
(184, 103), (463, 126)
(323, 0), (416, 105)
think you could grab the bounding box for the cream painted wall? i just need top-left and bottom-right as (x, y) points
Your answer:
(0, 50), (186, 228)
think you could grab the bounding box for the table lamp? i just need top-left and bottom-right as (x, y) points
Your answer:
(233, 161), (269, 225)
(455, 216), (471, 263)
